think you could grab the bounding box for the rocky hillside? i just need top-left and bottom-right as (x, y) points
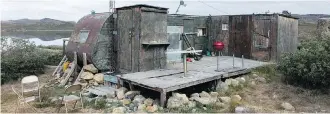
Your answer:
(1, 18), (75, 31)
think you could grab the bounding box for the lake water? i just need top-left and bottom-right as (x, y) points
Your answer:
(2, 31), (71, 46)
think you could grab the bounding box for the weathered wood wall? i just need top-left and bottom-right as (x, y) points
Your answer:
(116, 5), (168, 73)
(276, 15), (298, 61)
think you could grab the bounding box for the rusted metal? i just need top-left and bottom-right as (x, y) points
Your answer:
(65, 13), (112, 70)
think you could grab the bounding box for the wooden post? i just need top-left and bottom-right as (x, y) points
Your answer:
(160, 91), (167, 107)
(83, 53), (87, 66)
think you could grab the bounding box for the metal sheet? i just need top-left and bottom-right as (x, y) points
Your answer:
(167, 26), (183, 62)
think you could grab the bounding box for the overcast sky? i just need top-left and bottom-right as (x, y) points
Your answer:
(1, 0), (330, 22)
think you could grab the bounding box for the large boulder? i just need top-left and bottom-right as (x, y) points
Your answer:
(83, 64), (98, 73)
(210, 92), (219, 98)
(81, 72), (94, 80)
(93, 73), (104, 83)
(125, 91), (140, 100)
(116, 87), (128, 100)
(167, 93), (189, 108)
(217, 82), (229, 92)
(237, 77), (246, 83)
(122, 99), (131, 105)
(133, 95), (146, 105)
(187, 101), (196, 108)
(281, 102), (295, 111)
(199, 91), (211, 98)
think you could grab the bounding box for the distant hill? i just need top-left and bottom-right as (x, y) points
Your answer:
(293, 14), (330, 24)
(1, 18), (76, 31)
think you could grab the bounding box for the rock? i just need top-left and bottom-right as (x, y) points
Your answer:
(194, 97), (213, 105)
(219, 97), (231, 103)
(187, 101), (196, 108)
(281, 102), (295, 111)
(203, 107), (207, 110)
(237, 77), (246, 83)
(167, 93), (189, 108)
(84, 64), (98, 73)
(255, 77), (267, 83)
(137, 104), (147, 112)
(81, 72), (94, 80)
(217, 82), (229, 92)
(225, 79), (232, 85)
(192, 108), (197, 112)
(231, 79), (240, 87)
(93, 81), (99, 86)
(231, 95), (242, 102)
(210, 92), (218, 98)
(122, 99), (131, 105)
(50, 97), (60, 103)
(215, 102), (226, 108)
(116, 87), (128, 100)
(133, 95), (146, 105)
(235, 106), (250, 113)
(144, 98), (154, 106)
(190, 93), (199, 98)
(93, 73), (104, 83)
(200, 91), (211, 98)
(251, 73), (259, 78)
(125, 91), (140, 100)
(249, 81), (256, 86)
(112, 107), (126, 113)
(146, 105), (158, 113)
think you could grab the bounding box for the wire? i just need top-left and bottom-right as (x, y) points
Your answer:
(198, 0), (229, 15)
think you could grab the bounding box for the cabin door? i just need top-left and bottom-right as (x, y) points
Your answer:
(167, 26), (183, 63)
(252, 17), (272, 61)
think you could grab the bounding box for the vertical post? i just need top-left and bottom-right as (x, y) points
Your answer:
(83, 53), (87, 66)
(241, 55), (244, 68)
(216, 51), (220, 71)
(62, 40), (66, 56)
(232, 54), (235, 68)
(160, 91), (167, 107)
(183, 53), (187, 77)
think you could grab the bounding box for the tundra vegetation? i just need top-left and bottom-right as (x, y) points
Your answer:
(1, 37), (62, 84)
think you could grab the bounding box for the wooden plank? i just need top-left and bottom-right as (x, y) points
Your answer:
(74, 52), (88, 84)
(60, 52), (77, 86)
(52, 55), (67, 76)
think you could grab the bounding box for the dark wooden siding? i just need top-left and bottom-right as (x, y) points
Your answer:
(228, 15), (253, 58)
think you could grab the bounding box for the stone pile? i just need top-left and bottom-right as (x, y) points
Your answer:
(79, 64), (104, 87)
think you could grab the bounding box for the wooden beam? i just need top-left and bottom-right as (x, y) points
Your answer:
(60, 52), (77, 86)
(52, 55), (67, 76)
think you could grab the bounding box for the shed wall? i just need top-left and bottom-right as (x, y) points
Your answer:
(276, 15), (298, 61)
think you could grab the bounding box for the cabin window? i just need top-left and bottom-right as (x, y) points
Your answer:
(197, 28), (206, 36)
(79, 30), (89, 43)
(222, 24), (228, 30)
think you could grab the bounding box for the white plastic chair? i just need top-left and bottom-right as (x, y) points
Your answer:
(21, 75), (41, 102)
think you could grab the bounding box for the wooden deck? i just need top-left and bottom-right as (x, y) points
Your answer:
(119, 56), (267, 106)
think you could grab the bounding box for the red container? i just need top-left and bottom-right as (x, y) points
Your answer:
(213, 41), (224, 51)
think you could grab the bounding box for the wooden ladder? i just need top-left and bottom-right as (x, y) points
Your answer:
(59, 52), (78, 86)
(52, 55), (68, 77)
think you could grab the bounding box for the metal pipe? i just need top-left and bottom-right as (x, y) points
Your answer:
(241, 55), (244, 68)
(232, 54), (235, 68)
(183, 53), (187, 77)
(217, 51), (220, 71)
